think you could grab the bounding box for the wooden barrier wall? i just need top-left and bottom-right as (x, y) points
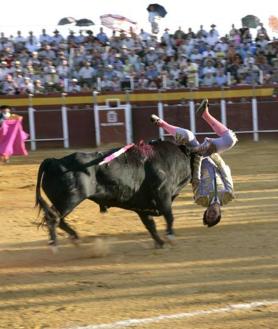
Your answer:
(0, 86), (277, 149)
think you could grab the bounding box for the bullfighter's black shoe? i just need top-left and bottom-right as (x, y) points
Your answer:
(196, 98), (209, 116)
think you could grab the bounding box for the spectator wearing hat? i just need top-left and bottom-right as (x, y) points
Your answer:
(206, 24), (219, 46)
(67, 31), (77, 46)
(161, 28), (171, 47)
(68, 78), (81, 93)
(51, 30), (64, 45)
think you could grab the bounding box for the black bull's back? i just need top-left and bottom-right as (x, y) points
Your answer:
(36, 140), (193, 248)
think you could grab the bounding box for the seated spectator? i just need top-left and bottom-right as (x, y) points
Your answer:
(201, 72), (216, 87)
(44, 67), (63, 93)
(186, 59), (199, 88)
(0, 61), (10, 82)
(135, 70), (149, 89)
(20, 77), (34, 94)
(78, 61), (96, 88)
(68, 78), (81, 93)
(202, 59), (216, 77)
(215, 69), (228, 87)
(1, 74), (19, 95)
(33, 79), (45, 94)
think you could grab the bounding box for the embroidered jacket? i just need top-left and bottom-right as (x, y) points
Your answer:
(192, 154), (235, 207)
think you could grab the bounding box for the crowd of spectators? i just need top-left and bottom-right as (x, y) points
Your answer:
(0, 23), (277, 95)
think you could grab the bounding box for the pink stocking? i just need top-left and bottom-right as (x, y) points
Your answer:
(202, 110), (228, 137)
(158, 119), (178, 137)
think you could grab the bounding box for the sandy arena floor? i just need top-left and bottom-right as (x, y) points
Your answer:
(0, 140), (277, 329)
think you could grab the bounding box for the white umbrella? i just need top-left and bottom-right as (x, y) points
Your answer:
(100, 14), (137, 33)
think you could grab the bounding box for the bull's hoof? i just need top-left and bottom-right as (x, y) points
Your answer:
(165, 234), (176, 245)
(69, 236), (80, 247)
(48, 240), (58, 254)
(154, 240), (165, 249)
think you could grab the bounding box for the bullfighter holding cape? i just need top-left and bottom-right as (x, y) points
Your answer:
(0, 105), (28, 163)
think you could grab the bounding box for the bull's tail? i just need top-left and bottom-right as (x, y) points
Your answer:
(35, 158), (60, 224)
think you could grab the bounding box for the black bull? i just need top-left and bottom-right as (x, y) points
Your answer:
(35, 140), (195, 248)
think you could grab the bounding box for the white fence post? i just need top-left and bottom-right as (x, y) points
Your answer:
(93, 91), (100, 147)
(28, 106), (36, 151)
(158, 101), (164, 140)
(61, 109), (69, 149)
(97, 77), (101, 92)
(130, 76), (134, 91)
(125, 91), (133, 144)
(28, 94), (36, 151)
(252, 98), (259, 142)
(220, 99), (227, 126)
(189, 100), (196, 134)
(61, 93), (69, 148)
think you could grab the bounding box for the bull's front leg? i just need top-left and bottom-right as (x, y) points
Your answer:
(138, 213), (165, 248)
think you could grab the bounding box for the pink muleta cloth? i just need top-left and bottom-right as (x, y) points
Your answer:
(0, 117), (29, 158)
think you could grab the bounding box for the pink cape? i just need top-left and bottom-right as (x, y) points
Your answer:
(0, 119), (28, 157)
